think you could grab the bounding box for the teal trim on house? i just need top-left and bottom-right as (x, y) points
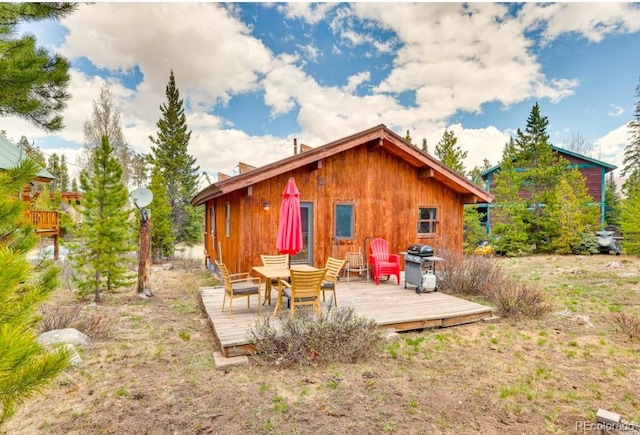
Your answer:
(601, 166), (606, 228)
(0, 134), (55, 180)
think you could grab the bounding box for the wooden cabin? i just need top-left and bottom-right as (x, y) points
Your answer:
(479, 146), (617, 231)
(0, 134), (62, 259)
(191, 124), (493, 274)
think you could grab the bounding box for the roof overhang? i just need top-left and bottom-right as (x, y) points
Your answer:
(191, 124), (494, 206)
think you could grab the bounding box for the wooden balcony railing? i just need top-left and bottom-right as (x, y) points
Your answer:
(26, 210), (60, 234)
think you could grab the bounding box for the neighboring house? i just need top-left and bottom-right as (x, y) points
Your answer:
(479, 145), (617, 231)
(0, 133), (61, 259)
(191, 124), (493, 274)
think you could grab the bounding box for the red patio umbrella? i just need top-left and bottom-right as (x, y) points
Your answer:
(276, 178), (303, 256)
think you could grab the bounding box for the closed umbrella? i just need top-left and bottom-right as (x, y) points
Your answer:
(276, 178), (303, 256)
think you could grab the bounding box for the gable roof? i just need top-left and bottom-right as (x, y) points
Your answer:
(481, 145), (617, 178)
(0, 134), (55, 182)
(192, 124), (493, 206)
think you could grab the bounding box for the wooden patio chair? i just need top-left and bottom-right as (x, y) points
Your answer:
(216, 261), (261, 317)
(279, 268), (327, 320)
(321, 257), (347, 307)
(260, 254), (290, 304)
(344, 250), (369, 282)
(369, 238), (401, 286)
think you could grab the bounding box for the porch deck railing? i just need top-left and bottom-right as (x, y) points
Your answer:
(26, 210), (60, 233)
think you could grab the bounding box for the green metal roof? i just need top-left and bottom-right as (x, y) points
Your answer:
(480, 145), (617, 178)
(0, 133), (55, 181)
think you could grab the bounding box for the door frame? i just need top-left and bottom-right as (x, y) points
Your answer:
(291, 201), (313, 265)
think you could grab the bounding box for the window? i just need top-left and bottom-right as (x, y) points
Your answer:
(334, 203), (354, 239)
(225, 202), (230, 237)
(417, 207), (438, 235)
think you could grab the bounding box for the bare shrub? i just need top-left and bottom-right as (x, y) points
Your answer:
(39, 304), (114, 339)
(609, 311), (640, 339)
(249, 306), (385, 367)
(484, 277), (553, 319)
(437, 248), (503, 296)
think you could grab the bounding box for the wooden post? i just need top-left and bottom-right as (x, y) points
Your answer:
(137, 209), (153, 298)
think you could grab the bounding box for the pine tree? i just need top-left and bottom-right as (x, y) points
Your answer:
(546, 171), (600, 254)
(131, 153), (150, 189)
(149, 70), (201, 244)
(17, 136), (46, 167)
(492, 103), (587, 254)
(0, 158), (70, 426)
(71, 178), (78, 192)
(620, 183), (640, 254)
(148, 166), (174, 261)
(623, 77), (640, 194)
(435, 129), (467, 175)
(70, 136), (135, 302)
(421, 138), (428, 153)
(80, 84), (134, 186)
(604, 173), (621, 227)
(0, 3), (76, 131)
(59, 154), (69, 191)
(469, 158), (492, 189)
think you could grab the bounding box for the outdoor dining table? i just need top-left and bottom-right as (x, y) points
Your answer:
(251, 264), (319, 316)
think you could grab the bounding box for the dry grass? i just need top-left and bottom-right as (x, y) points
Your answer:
(4, 254), (640, 434)
(609, 311), (640, 340)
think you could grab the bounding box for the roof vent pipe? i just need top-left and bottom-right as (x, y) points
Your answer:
(294, 137), (298, 155)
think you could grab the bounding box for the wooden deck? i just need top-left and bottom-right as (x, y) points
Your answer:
(200, 277), (495, 357)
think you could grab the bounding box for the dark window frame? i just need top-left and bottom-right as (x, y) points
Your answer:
(334, 202), (355, 239)
(417, 206), (439, 235)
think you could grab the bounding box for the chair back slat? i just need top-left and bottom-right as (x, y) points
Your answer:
(369, 238), (390, 261)
(261, 254), (289, 267)
(324, 257), (346, 283)
(290, 268), (327, 299)
(216, 261), (233, 293)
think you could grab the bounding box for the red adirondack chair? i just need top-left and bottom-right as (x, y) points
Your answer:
(368, 238), (401, 285)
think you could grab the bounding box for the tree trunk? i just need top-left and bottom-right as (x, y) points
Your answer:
(137, 209), (153, 298)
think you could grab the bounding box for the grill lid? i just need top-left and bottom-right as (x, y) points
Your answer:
(407, 244), (434, 257)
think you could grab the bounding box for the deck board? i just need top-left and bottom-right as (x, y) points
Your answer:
(200, 278), (494, 356)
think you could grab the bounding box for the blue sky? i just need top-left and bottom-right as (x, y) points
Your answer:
(3, 2), (640, 188)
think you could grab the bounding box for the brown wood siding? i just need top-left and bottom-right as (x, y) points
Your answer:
(204, 145), (466, 274)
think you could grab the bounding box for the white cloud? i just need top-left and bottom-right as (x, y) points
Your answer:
(279, 3), (337, 25)
(608, 105), (625, 117)
(519, 3), (640, 43)
(594, 123), (630, 173)
(352, 3), (579, 120)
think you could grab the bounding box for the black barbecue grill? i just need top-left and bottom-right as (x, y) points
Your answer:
(404, 244), (442, 293)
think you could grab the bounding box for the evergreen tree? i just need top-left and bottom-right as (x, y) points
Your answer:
(131, 153), (150, 189)
(71, 178), (78, 192)
(546, 171), (600, 254)
(59, 154), (69, 191)
(623, 77), (640, 194)
(17, 136), (46, 167)
(80, 84), (134, 186)
(0, 3), (76, 131)
(149, 70), (201, 244)
(604, 173), (621, 227)
(70, 136), (135, 302)
(620, 183), (640, 254)
(435, 129), (467, 175)
(421, 138), (428, 153)
(491, 103), (587, 254)
(404, 129), (413, 145)
(0, 158), (70, 426)
(148, 166), (174, 261)
(469, 158), (492, 189)
(47, 152), (61, 190)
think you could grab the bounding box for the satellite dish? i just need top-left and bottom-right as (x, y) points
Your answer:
(130, 188), (153, 208)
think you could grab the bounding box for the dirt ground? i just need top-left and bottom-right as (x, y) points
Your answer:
(3, 253), (640, 434)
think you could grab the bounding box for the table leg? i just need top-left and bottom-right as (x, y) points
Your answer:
(273, 280), (283, 316)
(262, 278), (272, 306)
